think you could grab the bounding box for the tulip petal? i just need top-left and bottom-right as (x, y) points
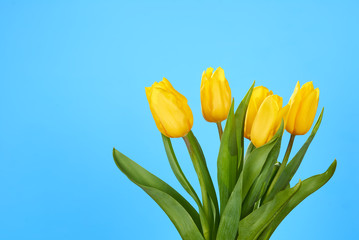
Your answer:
(270, 104), (290, 140)
(146, 78), (193, 138)
(244, 100), (257, 139)
(294, 88), (319, 135)
(211, 77), (231, 122)
(153, 88), (192, 138)
(145, 86), (153, 101)
(200, 67), (231, 122)
(212, 66), (225, 82)
(251, 96), (278, 148)
(200, 68), (213, 89)
(288, 81), (300, 105)
(286, 87), (303, 134)
(201, 78), (214, 122)
(244, 86), (272, 139)
(300, 81), (314, 99)
(205, 67), (214, 78)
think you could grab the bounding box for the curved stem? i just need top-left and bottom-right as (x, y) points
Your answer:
(216, 122), (223, 140)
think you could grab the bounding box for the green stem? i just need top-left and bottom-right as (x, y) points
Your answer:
(264, 135), (295, 200)
(282, 135), (295, 167)
(216, 122), (223, 140)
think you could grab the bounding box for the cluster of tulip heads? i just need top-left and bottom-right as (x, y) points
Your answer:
(114, 67), (335, 240)
(145, 67), (320, 144)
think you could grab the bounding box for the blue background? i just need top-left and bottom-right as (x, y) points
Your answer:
(1, 0), (358, 239)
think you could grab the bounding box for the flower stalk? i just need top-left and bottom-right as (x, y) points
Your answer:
(216, 122), (223, 140)
(265, 134), (295, 199)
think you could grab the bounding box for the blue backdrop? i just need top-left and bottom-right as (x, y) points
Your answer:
(1, 1), (358, 239)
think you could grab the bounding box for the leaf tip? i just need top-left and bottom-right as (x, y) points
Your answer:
(331, 159), (337, 171)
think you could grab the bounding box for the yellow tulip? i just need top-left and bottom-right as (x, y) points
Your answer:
(145, 78), (193, 138)
(251, 95), (289, 148)
(244, 86), (273, 139)
(286, 81), (319, 135)
(200, 67), (232, 122)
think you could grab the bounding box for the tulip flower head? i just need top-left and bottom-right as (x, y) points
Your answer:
(200, 67), (232, 123)
(244, 86), (273, 140)
(145, 78), (193, 138)
(250, 95), (289, 148)
(286, 81), (319, 135)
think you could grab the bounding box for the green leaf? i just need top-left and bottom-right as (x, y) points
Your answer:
(241, 134), (282, 218)
(258, 159), (337, 240)
(216, 174), (243, 240)
(263, 108), (324, 203)
(217, 102), (238, 213)
(237, 181), (302, 240)
(253, 162), (282, 211)
(265, 162), (282, 195)
(216, 124), (283, 240)
(113, 148), (203, 240)
(235, 82), (255, 176)
(241, 123), (284, 200)
(162, 135), (210, 239)
(184, 131), (220, 236)
(244, 142), (255, 165)
(216, 124), (284, 240)
(141, 186), (205, 240)
(215, 83), (255, 240)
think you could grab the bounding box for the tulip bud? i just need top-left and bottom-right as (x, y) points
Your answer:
(200, 67), (232, 122)
(244, 86), (273, 140)
(251, 95), (289, 148)
(286, 81), (319, 135)
(145, 78), (193, 138)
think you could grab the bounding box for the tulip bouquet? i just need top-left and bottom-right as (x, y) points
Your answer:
(113, 67), (336, 240)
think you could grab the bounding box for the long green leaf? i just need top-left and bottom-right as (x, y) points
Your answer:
(241, 123), (284, 200)
(263, 108), (324, 203)
(261, 162), (281, 200)
(217, 102), (237, 213)
(113, 148), (203, 239)
(216, 174), (243, 240)
(235, 82), (255, 176)
(184, 131), (220, 237)
(162, 135), (210, 239)
(237, 181), (302, 240)
(216, 125), (284, 239)
(141, 186), (205, 240)
(215, 83), (255, 240)
(241, 133), (282, 218)
(244, 143), (255, 165)
(258, 159), (337, 240)
(253, 162), (281, 211)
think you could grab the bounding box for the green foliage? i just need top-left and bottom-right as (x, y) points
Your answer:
(184, 130), (220, 239)
(113, 149), (203, 239)
(162, 135), (210, 239)
(217, 102), (238, 213)
(263, 109), (325, 204)
(215, 84), (254, 240)
(258, 159), (337, 240)
(238, 181), (302, 240)
(113, 84), (336, 240)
